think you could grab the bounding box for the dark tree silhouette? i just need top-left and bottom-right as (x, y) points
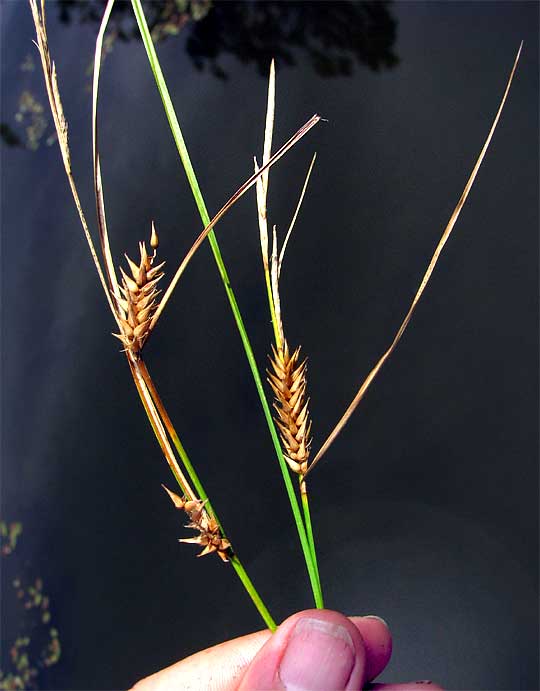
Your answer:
(2, 1), (398, 149)
(56, 0), (399, 79)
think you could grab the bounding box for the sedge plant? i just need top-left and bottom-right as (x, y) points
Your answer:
(29, 0), (521, 633)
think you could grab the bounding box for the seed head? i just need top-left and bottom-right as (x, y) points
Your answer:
(113, 225), (165, 355)
(268, 340), (312, 476)
(162, 485), (231, 562)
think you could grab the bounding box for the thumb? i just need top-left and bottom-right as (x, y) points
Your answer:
(238, 609), (367, 690)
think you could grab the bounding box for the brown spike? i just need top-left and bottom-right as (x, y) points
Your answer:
(171, 495), (231, 562)
(268, 339), (312, 477)
(114, 234), (165, 355)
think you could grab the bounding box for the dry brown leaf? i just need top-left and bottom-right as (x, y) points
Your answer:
(307, 42), (523, 476)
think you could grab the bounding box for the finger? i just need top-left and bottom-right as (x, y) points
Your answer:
(129, 611), (392, 691)
(238, 609), (368, 690)
(350, 615), (392, 681)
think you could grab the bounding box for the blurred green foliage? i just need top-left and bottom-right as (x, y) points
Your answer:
(0, 522), (61, 690)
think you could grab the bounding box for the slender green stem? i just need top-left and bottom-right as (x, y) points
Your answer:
(131, 0), (322, 607)
(230, 554), (276, 631)
(300, 484), (323, 607)
(264, 237), (323, 607)
(264, 258), (323, 606)
(260, 152), (321, 602)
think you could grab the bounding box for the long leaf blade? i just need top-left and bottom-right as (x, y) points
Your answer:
(92, 0), (119, 302)
(308, 42), (523, 475)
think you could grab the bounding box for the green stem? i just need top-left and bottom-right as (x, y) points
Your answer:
(131, 0), (322, 607)
(300, 485), (323, 607)
(263, 265), (321, 607)
(230, 554), (276, 631)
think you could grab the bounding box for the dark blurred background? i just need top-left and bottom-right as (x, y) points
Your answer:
(1, 1), (538, 689)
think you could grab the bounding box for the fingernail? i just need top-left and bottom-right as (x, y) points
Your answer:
(279, 617), (356, 691)
(364, 614), (389, 628)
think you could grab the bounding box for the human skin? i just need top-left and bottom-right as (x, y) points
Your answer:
(130, 609), (444, 690)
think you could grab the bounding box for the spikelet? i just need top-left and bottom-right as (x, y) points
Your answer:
(162, 485), (231, 562)
(268, 340), (312, 477)
(113, 222), (164, 356)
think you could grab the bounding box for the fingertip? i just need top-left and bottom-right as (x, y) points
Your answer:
(363, 615), (389, 629)
(239, 609), (368, 690)
(350, 614), (392, 681)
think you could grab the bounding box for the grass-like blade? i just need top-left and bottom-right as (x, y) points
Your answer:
(308, 42), (523, 475)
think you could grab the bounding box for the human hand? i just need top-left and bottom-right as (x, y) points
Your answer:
(130, 609), (443, 690)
